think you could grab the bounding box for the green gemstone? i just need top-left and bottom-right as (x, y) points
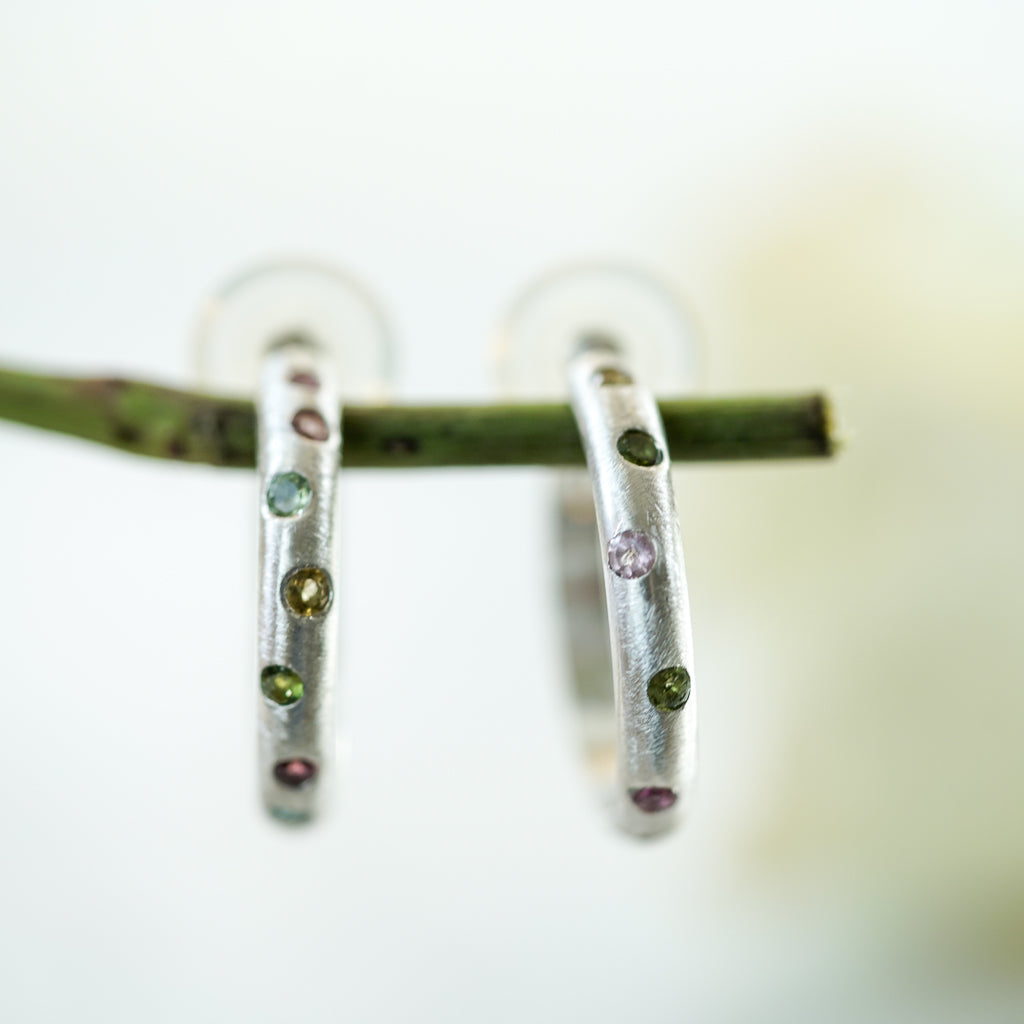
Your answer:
(261, 665), (304, 706)
(266, 472), (312, 517)
(647, 666), (691, 712)
(281, 567), (333, 617)
(592, 366), (634, 386)
(616, 429), (663, 467)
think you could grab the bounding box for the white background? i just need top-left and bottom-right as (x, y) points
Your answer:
(1, 3), (1023, 1021)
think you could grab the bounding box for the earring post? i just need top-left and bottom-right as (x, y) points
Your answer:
(0, 365), (835, 468)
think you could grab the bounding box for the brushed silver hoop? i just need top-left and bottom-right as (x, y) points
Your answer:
(196, 260), (392, 823)
(498, 263), (700, 838)
(256, 337), (342, 822)
(567, 338), (697, 838)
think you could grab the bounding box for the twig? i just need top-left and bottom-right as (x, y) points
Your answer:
(0, 366), (834, 468)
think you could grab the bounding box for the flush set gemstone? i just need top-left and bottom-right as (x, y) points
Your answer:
(261, 665), (305, 706)
(292, 408), (330, 441)
(630, 786), (677, 812)
(273, 758), (318, 788)
(647, 666), (691, 712)
(592, 366), (634, 386)
(616, 429), (663, 467)
(266, 471), (312, 517)
(281, 566), (333, 617)
(607, 529), (656, 579)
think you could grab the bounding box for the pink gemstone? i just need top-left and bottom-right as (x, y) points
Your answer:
(292, 408), (329, 441)
(273, 758), (318, 788)
(289, 371), (321, 389)
(607, 530), (656, 579)
(630, 786), (677, 812)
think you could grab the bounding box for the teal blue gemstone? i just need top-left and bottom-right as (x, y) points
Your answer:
(266, 472), (312, 517)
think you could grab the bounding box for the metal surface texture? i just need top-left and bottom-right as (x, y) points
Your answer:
(256, 338), (342, 822)
(566, 341), (697, 838)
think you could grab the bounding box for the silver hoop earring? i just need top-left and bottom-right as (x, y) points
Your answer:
(256, 336), (341, 821)
(196, 260), (392, 822)
(498, 264), (700, 838)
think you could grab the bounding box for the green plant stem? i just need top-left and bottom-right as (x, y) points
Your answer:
(0, 366), (834, 468)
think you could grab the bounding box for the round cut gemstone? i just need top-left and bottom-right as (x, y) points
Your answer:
(630, 786), (677, 812)
(261, 665), (304, 706)
(617, 429), (663, 467)
(292, 408), (329, 441)
(273, 758), (318, 788)
(592, 366), (633, 386)
(266, 471), (312, 517)
(607, 529), (656, 579)
(647, 666), (691, 712)
(282, 566), (333, 617)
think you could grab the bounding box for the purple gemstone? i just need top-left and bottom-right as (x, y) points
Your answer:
(292, 408), (329, 441)
(607, 530), (656, 579)
(630, 786), (677, 812)
(289, 371), (321, 389)
(273, 758), (318, 788)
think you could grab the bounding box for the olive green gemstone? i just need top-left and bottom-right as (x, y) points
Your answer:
(281, 566), (333, 617)
(266, 472), (312, 517)
(592, 367), (634, 386)
(261, 665), (304, 706)
(616, 429), (663, 467)
(647, 666), (691, 712)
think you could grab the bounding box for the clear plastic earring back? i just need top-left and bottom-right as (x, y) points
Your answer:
(194, 259), (394, 400)
(494, 262), (702, 399)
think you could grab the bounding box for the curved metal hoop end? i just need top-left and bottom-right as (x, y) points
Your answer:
(497, 263), (700, 838)
(567, 340), (697, 839)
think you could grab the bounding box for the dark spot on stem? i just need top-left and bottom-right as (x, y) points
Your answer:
(212, 406), (257, 467)
(384, 436), (419, 455)
(113, 423), (141, 445)
(186, 402), (256, 467)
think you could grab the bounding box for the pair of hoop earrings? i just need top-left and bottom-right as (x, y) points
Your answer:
(199, 262), (697, 838)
